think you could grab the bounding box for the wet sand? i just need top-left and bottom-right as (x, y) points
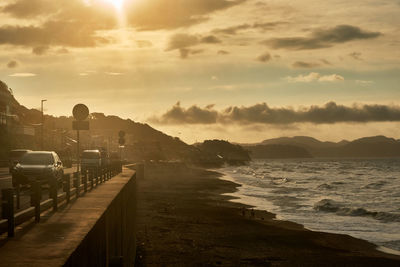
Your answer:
(135, 162), (400, 266)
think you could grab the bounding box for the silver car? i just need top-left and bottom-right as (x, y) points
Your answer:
(13, 151), (64, 186)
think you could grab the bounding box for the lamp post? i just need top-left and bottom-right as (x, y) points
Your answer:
(41, 99), (47, 150)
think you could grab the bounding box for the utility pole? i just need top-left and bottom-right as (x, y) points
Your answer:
(41, 99), (47, 150)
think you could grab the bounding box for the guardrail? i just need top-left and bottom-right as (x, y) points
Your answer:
(0, 162), (123, 237)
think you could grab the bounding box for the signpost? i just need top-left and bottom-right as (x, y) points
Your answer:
(72, 104), (90, 173)
(118, 130), (125, 160)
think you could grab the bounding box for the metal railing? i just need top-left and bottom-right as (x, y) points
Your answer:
(0, 162), (123, 237)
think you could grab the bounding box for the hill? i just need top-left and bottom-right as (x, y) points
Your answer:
(255, 136), (400, 158)
(195, 140), (251, 166)
(246, 144), (312, 159)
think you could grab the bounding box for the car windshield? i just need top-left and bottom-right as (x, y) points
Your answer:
(82, 152), (100, 159)
(20, 153), (54, 165)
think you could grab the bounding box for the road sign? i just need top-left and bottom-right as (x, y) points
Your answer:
(73, 104), (89, 121)
(72, 120), (89, 130)
(119, 137), (125, 145)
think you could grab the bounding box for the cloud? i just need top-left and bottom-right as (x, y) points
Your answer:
(136, 40), (153, 48)
(200, 35), (221, 44)
(256, 52), (271, 62)
(126, 0), (246, 31)
(212, 21), (287, 35)
(9, 72), (36, 77)
(166, 34), (200, 51)
(356, 80), (374, 85)
(1, 0), (57, 18)
(105, 72), (124, 76)
(150, 102), (400, 125)
(286, 72), (344, 82)
(7, 60), (18, 68)
(217, 50), (230, 55)
(292, 61), (321, 68)
(0, 0), (116, 48)
(166, 33), (221, 58)
(262, 25), (381, 50)
(149, 102), (218, 124)
(32, 45), (50, 55)
(56, 48), (69, 54)
(349, 51), (363, 60)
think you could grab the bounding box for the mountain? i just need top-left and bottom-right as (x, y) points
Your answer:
(254, 135), (400, 158)
(195, 140), (251, 166)
(260, 136), (347, 150)
(246, 144), (312, 159)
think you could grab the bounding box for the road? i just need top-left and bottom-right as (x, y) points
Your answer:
(0, 166), (77, 215)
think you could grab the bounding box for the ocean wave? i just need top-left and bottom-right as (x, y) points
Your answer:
(363, 181), (387, 189)
(314, 199), (400, 223)
(317, 183), (334, 190)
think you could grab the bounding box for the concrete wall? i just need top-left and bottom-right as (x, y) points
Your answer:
(64, 172), (137, 267)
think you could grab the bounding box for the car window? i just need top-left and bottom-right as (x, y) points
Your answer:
(82, 151), (100, 159)
(20, 153), (55, 165)
(10, 150), (29, 158)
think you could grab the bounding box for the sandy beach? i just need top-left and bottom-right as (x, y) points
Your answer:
(134, 162), (400, 266)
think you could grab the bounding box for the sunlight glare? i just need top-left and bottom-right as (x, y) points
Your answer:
(103, 0), (124, 11)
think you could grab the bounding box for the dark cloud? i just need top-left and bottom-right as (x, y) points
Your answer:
(292, 61), (321, 68)
(179, 48), (204, 59)
(349, 51), (363, 60)
(1, 0), (57, 18)
(32, 45), (49, 55)
(149, 102), (218, 124)
(217, 50), (230, 55)
(0, 0), (116, 48)
(262, 25), (381, 50)
(212, 21), (286, 35)
(256, 52), (271, 62)
(166, 33), (221, 58)
(166, 34), (199, 51)
(320, 59), (332, 65)
(7, 60), (18, 68)
(126, 0), (246, 31)
(200, 35), (221, 44)
(150, 102), (400, 125)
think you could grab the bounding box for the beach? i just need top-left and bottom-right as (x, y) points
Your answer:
(135, 162), (400, 266)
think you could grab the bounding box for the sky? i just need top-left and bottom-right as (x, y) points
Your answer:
(1, 0), (400, 143)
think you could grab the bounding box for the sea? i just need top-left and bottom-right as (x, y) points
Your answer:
(219, 158), (400, 253)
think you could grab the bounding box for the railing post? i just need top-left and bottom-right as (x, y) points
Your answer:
(16, 184), (20, 210)
(83, 169), (88, 193)
(1, 188), (15, 237)
(30, 180), (41, 223)
(89, 169), (94, 189)
(95, 168), (99, 186)
(63, 174), (71, 203)
(74, 172), (80, 198)
(50, 178), (58, 212)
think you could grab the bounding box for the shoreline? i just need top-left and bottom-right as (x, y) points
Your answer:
(216, 168), (400, 257)
(135, 162), (400, 266)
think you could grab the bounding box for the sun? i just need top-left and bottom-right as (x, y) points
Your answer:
(103, 0), (124, 10)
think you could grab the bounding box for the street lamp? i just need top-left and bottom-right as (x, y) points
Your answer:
(41, 99), (47, 150)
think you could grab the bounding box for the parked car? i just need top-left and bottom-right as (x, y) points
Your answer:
(8, 149), (31, 174)
(81, 150), (101, 172)
(12, 151), (64, 187)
